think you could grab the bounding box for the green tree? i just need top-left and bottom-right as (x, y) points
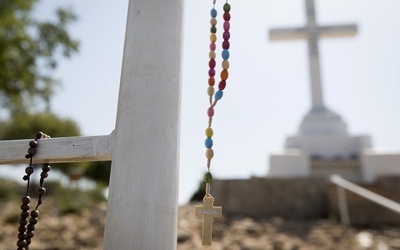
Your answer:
(0, 0), (79, 116)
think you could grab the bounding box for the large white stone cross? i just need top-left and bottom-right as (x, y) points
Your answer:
(0, 0), (183, 249)
(269, 0), (357, 112)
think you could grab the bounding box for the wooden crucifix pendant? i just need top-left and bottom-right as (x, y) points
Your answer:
(195, 195), (222, 246)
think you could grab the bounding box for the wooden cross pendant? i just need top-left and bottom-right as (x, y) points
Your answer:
(195, 196), (222, 246)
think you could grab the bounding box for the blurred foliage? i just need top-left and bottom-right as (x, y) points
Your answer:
(0, 0), (79, 115)
(0, 112), (80, 140)
(190, 179), (206, 202)
(0, 177), (21, 201)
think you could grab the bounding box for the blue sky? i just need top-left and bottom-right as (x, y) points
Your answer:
(32, 0), (400, 204)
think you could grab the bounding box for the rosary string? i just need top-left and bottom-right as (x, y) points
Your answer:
(17, 132), (51, 250)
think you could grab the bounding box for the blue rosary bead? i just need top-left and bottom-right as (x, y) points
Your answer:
(210, 8), (217, 18)
(221, 49), (230, 60)
(215, 90), (223, 100)
(205, 137), (213, 148)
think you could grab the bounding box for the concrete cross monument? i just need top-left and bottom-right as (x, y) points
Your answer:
(270, 0), (357, 113)
(267, 0), (374, 180)
(0, 0), (183, 249)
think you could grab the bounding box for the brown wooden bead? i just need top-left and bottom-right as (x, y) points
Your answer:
(42, 164), (51, 172)
(40, 172), (48, 178)
(21, 196), (31, 204)
(37, 187), (46, 195)
(29, 217), (38, 224)
(30, 210), (39, 217)
(20, 204), (29, 211)
(20, 211), (29, 218)
(19, 219), (28, 226)
(26, 231), (34, 239)
(27, 224), (35, 231)
(18, 226), (26, 233)
(18, 233), (26, 240)
(29, 140), (38, 148)
(17, 240), (26, 247)
(27, 148), (36, 155)
(36, 131), (44, 139)
(25, 167), (34, 175)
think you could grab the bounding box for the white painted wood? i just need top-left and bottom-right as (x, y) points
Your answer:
(0, 134), (112, 164)
(336, 186), (350, 225)
(331, 175), (400, 215)
(103, 0), (183, 249)
(269, 0), (357, 111)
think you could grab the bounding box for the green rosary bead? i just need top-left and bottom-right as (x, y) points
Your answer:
(204, 172), (213, 183)
(223, 3), (231, 12)
(210, 26), (217, 33)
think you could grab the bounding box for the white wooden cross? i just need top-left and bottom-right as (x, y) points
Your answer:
(0, 0), (183, 249)
(269, 0), (357, 112)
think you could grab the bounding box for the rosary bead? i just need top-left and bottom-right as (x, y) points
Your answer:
(27, 147), (36, 155)
(23, 175), (29, 180)
(204, 172), (213, 183)
(223, 21), (230, 31)
(220, 69), (229, 80)
(29, 140), (38, 148)
(209, 42), (216, 51)
(222, 60), (230, 69)
(210, 26), (217, 34)
(25, 166), (34, 175)
(19, 219), (28, 226)
(42, 164), (51, 172)
(207, 107), (214, 117)
(41, 172), (49, 178)
(210, 33), (217, 42)
(21, 196), (31, 204)
(205, 138), (213, 148)
(209, 58), (216, 68)
(26, 231), (34, 239)
(17, 240), (26, 248)
(20, 203), (30, 211)
(30, 210), (39, 217)
(205, 127), (214, 138)
(20, 211), (29, 218)
(25, 154), (31, 159)
(18, 226), (26, 233)
(18, 232), (26, 240)
(205, 148), (214, 159)
(223, 12), (231, 21)
(214, 90), (223, 100)
(208, 68), (215, 77)
(218, 80), (226, 90)
(210, 8), (217, 18)
(223, 31), (230, 40)
(209, 51), (216, 59)
(222, 40), (230, 49)
(221, 49), (230, 60)
(29, 217), (38, 225)
(208, 77), (215, 86)
(27, 224), (35, 231)
(207, 86), (215, 97)
(210, 17), (217, 26)
(36, 131), (44, 139)
(223, 3), (231, 12)
(37, 187), (46, 195)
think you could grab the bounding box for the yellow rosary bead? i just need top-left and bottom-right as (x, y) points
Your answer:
(205, 127), (214, 137)
(210, 33), (217, 42)
(222, 60), (230, 70)
(206, 148), (214, 159)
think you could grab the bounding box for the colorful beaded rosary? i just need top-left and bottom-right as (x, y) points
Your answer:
(17, 132), (51, 250)
(194, 0), (231, 246)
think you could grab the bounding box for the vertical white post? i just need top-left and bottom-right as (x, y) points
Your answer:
(337, 186), (350, 225)
(103, 0), (183, 249)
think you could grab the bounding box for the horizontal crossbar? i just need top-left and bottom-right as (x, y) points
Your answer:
(0, 134), (113, 165)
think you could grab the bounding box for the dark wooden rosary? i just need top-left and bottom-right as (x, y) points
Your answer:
(17, 132), (51, 250)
